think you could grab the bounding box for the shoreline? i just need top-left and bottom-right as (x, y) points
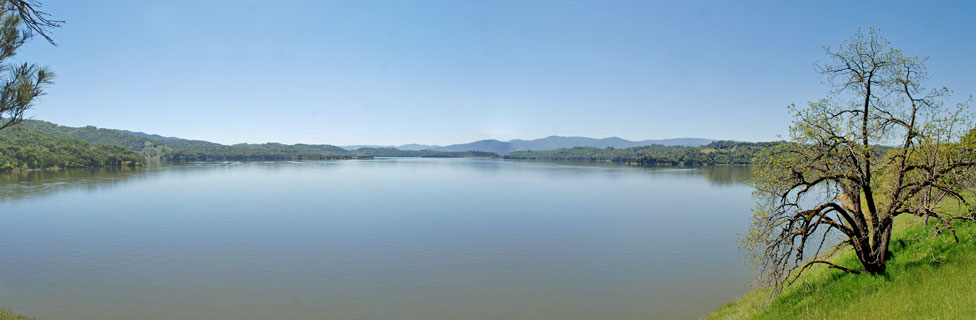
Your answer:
(0, 163), (142, 174)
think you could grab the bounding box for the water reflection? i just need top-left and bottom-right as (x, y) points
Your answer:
(697, 165), (755, 186)
(507, 159), (754, 186)
(0, 158), (756, 320)
(0, 161), (754, 203)
(0, 167), (150, 202)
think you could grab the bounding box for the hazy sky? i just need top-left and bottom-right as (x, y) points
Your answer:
(18, 0), (976, 146)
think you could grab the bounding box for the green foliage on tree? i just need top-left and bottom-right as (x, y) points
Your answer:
(0, 0), (58, 131)
(742, 29), (976, 294)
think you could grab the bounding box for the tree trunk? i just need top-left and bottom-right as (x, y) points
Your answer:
(859, 219), (893, 274)
(862, 259), (886, 274)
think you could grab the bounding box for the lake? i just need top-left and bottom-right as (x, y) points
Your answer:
(0, 158), (755, 320)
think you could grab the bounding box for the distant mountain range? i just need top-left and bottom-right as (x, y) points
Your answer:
(10, 120), (498, 162)
(116, 129), (181, 141)
(341, 136), (711, 155)
(0, 120), (738, 171)
(18, 119), (712, 158)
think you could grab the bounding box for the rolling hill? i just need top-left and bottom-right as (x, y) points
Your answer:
(434, 136), (711, 154)
(17, 120), (356, 161)
(8, 120), (721, 166)
(343, 136), (712, 154)
(13, 120), (500, 162)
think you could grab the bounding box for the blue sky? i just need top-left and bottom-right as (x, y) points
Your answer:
(18, 0), (976, 145)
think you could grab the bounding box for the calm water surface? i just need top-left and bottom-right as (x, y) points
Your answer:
(0, 158), (754, 320)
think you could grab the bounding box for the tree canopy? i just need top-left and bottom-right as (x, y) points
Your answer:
(743, 29), (976, 292)
(0, 0), (58, 131)
(0, 125), (143, 170)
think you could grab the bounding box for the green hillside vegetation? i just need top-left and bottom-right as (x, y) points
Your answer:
(707, 201), (976, 320)
(19, 120), (357, 161)
(0, 126), (144, 171)
(18, 120), (154, 150)
(2, 120), (498, 168)
(161, 142), (353, 161)
(505, 141), (777, 165)
(0, 308), (32, 320)
(711, 128), (976, 319)
(352, 147), (497, 158)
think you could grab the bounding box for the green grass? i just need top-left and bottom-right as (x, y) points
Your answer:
(707, 207), (976, 320)
(0, 308), (33, 320)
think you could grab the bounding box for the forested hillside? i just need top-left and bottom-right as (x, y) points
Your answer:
(0, 126), (144, 171)
(351, 147), (496, 158)
(432, 136), (712, 155)
(2, 120), (780, 169)
(19, 120), (154, 150)
(18, 120), (360, 161)
(3, 120), (497, 166)
(505, 141), (778, 165)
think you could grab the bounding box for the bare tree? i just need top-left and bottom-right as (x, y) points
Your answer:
(742, 29), (976, 292)
(0, 0), (59, 131)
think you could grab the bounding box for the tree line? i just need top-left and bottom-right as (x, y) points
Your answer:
(1, 120), (501, 167)
(505, 141), (778, 165)
(0, 126), (143, 170)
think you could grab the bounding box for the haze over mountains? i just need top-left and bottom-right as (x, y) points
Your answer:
(3, 120), (756, 172)
(119, 129), (713, 155)
(342, 136), (712, 155)
(116, 130), (181, 141)
(119, 123), (714, 154)
(18, 119), (712, 156)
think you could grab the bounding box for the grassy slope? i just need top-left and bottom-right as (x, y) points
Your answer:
(707, 203), (976, 319)
(0, 309), (32, 320)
